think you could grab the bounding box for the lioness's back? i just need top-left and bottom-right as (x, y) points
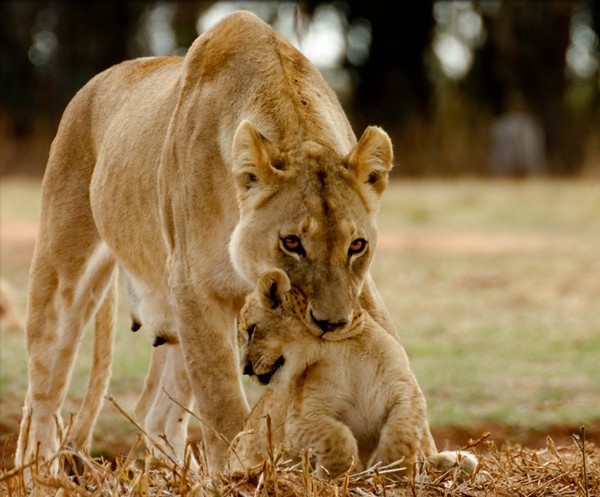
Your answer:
(50, 10), (353, 174)
(180, 10), (355, 151)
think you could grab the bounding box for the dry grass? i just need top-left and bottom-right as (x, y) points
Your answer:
(1, 399), (597, 496)
(1, 430), (597, 496)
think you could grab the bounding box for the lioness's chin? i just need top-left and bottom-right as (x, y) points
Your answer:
(306, 312), (365, 342)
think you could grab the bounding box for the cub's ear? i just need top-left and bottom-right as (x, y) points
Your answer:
(347, 126), (394, 198)
(257, 269), (291, 309)
(231, 120), (284, 196)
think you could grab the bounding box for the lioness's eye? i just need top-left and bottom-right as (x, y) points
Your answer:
(349, 238), (367, 255)
(280, 235), (306, 257)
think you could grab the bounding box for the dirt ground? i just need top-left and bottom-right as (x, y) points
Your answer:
(1, 220), (598, 471)
(1, 412), (597, 471)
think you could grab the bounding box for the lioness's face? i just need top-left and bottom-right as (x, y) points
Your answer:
(230, 121), (393, 338)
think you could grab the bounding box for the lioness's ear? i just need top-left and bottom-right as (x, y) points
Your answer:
(257, 269), (291, 309)
(347, 126), (393, 197)
(232, 120), (283, 195)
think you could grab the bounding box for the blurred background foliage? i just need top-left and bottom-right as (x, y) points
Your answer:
(1, 0), (599, 177)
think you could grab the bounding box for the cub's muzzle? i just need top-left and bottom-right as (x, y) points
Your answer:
(243, 356), (285, 385)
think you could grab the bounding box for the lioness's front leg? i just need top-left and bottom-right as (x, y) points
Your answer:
(174, 297), (250, 472)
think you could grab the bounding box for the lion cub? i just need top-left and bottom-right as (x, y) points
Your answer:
(230, 269), (477, 480)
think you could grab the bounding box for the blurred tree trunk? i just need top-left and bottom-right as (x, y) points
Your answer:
(1, 1), (146, 131)
(303, 1), (435, 175)
(50, 2), (146, 118)
(172, 2), (210, 50)
(0, 2), (40, 137)
(341, 1), (435, 132)
(1, 1), (147, 175)
(474, 2), (579, 175)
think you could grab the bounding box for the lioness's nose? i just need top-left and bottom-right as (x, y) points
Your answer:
(312, 314), (347, 333)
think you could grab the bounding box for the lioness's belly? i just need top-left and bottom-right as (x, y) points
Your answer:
(86, 59), (184, 289)
(90, 154), (169, 288)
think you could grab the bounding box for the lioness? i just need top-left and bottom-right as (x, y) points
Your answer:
(231, 269), (478, 480)
(16, 10), (395, 473)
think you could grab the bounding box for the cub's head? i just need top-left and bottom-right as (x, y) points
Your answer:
(238, 269), (364, 386)
(230, 120), (393, 340)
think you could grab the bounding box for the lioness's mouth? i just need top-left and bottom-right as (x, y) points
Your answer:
(256, 356), (285, 385)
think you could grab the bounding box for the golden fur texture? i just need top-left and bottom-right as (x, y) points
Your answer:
(230, 270), (478, 480)
(16, 11), (395, 475)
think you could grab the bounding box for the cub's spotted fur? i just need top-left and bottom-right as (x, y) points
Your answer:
(231, 269), (478, 480)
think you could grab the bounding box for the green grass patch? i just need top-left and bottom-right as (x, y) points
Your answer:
(1, 177), (599, 452)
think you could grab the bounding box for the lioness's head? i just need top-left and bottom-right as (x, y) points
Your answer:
(229, 120), (392, 338)
(238, 269), (364, 386)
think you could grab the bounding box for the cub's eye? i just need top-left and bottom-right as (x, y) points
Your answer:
(349, 238), (367, 255)
(246, 324), (256, 339)
(280, 235), (306, 257)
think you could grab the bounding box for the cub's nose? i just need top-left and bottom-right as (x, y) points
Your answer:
(243, 362), (254, 376)
(311, 312), (347, 333)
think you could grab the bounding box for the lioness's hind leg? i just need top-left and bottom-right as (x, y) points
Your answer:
(134, 343), (167, 427)
(68, 274), (118, 450)
(16, 238), (117, 471)
(144, 344), (193, 463)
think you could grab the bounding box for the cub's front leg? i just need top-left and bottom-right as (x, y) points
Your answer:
(228, 388), (288, 472)
(286, 413), (362, 479)
(374, 400), (478, 482)
(372, 399), (436, 476)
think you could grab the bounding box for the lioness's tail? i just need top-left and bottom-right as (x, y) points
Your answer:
(68, 274), (118, 450)
(0, 280), (24, 332)
(427, 450), (478, 482)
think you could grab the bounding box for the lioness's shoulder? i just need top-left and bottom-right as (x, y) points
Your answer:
(216, 10), (269, 30)
(183, 10), (308, 81)
(200, 10), (275, 43)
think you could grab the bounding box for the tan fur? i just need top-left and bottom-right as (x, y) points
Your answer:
(0, 280), (24, 332)
(230, 270), (478, 480)
(16, 11), (396, 474)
